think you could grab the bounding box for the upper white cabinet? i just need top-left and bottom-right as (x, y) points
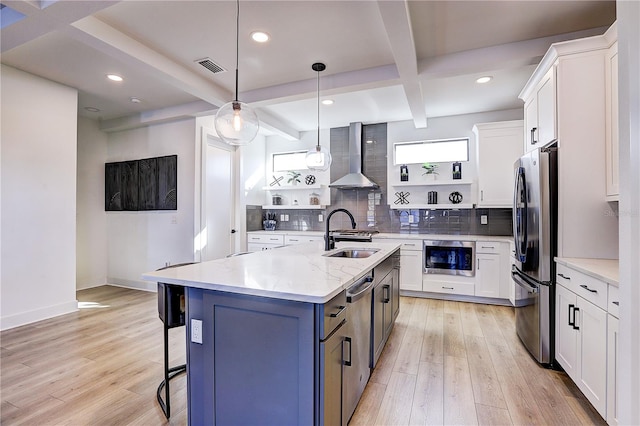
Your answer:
(605, 41), (619, 201)
(473, 120), (523, 207)
(522, 68), (556, 153)
(520, 23), (618, 259)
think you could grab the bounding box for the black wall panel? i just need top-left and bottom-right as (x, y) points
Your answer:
(105, 155), (176, 211)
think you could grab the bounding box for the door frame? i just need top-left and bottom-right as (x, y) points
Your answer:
(194, 126), (240, 262)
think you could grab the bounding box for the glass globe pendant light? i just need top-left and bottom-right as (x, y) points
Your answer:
(305, 62), (332, 171)
(215, 0), (259, 146)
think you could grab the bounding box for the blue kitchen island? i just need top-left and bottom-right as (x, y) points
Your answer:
(143, 241), (401, 425)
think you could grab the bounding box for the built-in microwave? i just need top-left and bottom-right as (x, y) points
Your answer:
(423, 240), (475, 277)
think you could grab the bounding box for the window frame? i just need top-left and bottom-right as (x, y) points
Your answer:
(393, 137), (470, 165)
(272, 150), (309, 172)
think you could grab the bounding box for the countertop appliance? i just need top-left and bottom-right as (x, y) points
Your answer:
(343, 273), (374, 423)
(512, 141), (558, 366)
(423, 240), (475, 277)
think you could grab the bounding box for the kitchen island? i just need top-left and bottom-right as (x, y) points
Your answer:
(143, 241), (401, 426)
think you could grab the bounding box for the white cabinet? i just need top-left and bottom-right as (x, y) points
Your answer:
(520, 25), (619, 259)
(555, 266), (608, 418)
(605, 41), (619, 201)
(473, 121), (524, 207)
(607, 285), (620, 426)
(475, 241), (502, 298)
(379, 239), (423, 292)
(522, 68), (556, 153)
(247, 233), (285, 252)
(285, 235), (324, 245)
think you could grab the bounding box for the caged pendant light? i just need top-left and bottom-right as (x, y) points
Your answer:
(215, 0), (259, 146)
(305, 62), (332, 171)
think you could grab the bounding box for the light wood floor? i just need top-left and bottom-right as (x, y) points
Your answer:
(1, 286), (606, 425)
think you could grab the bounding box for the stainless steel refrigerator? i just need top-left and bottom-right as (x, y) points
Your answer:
(512, 141), (558, 366)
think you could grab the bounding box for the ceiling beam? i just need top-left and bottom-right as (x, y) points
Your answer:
(376, 0), (427, 128)
(1, 0), (118, 53)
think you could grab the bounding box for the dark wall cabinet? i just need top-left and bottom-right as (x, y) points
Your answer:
(105, 155), (176, 211)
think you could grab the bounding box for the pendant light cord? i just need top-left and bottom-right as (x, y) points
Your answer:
(317, 67), (320, 149)
(234, 0), (240, 102)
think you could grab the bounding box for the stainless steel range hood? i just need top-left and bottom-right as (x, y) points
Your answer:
(329, 122), (380, 189)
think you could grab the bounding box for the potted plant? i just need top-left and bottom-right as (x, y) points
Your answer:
(287, 171), (301, 185)
(422, 163), (439, 180)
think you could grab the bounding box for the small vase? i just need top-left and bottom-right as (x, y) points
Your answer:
(425, 173), (437, 182)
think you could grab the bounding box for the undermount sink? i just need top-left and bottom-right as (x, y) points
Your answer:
(324, 248), (380, 258)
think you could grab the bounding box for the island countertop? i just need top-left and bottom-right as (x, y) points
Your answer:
(142, 241), (401, 304)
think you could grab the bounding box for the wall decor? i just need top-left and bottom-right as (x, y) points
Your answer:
(394, 191), (410, 205)
(449, 191), (463, 204)
(428, 191), (438, 204)
(400, 164), (409, 182)
(269, 175), (283, 186)
(304, 174), (316, 185)
(452, 162), (462, 180)
(105, 155), (177, 211)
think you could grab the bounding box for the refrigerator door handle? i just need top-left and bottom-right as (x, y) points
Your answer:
(511, 268), (539, 294)
(513, 166), (528, 263)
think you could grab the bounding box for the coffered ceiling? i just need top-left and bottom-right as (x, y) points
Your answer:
(1, 0), (616, 138)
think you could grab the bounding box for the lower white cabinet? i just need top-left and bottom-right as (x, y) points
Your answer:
(607, 314), (619, 426)
(556, 271), (608, 418)
(475, 253), (500, 298)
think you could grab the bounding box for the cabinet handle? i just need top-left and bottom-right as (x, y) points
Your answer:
(558, 273), (571, 280)
(531, 127), (538, 145)
(442, 286), (454, 290)
(613, 301), (619, 306)
(568, 304), (575, 326)
(269, 238), (279, 241)
(481, 190), (484, 201)
(329, 305), (346, 318)
(579, 284), (598, 294)
(343, 337), (352, 367)
(477, 259), (480, 270)
(481, 246), (495, 249)
(383, 285), (390, 303)
(573, 306), (580, 330)
(289, 238), (299, 242)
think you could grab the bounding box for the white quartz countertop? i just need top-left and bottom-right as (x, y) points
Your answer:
(142, 241), (401, 304)
(555, 257), (619, 286)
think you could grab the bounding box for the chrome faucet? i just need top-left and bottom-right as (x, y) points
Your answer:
(325, 208), (356, 251)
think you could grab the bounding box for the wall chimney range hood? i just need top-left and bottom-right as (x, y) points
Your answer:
(329, 122), (380, 189)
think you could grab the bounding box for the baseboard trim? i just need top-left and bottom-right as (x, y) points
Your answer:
(0, 300), (78, 331)
(107, 277), (157, 293)
(400, 290), (513, 307)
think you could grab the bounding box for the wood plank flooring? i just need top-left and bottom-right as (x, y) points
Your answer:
(1, 286), (606, 425)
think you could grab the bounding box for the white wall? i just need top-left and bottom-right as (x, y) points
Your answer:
(388, 108), (523, 185)
(76, 117), (108, 290)
(617, 1), (640, 423)
(1, 65), (78, 330)
(106, 119), (196, 290)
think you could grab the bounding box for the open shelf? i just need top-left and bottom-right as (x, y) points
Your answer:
(390, 179), (473, 187)
(389, 203), (475, 210)
(262, 205), (326, 210)
(262, 184), (326, 191)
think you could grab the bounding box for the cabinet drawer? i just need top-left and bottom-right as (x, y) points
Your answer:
(247, 234), (285, 245)
(422, 279), (475, 296)
(608, 285), (620, 319)
(284, 235), (323, 245)
(556, 264), (608, 310)
(399, 241), (422, 252)
(476, 241), (501, 254)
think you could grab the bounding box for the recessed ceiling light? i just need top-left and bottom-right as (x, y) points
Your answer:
(250, 31), (270, 43)
(84, 107), (100, 113)
(129, 97), (141, 103)
(321, 99), (334, 106)
(107, 74), (123, 82)
(476, 76), (492, 84)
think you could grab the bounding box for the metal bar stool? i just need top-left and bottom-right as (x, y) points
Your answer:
(156, 262), (196, 419)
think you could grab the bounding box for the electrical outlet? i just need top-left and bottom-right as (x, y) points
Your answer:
(285, 214), (289, 221)
(280, 214), (285, 221)
(480, 215), (488, 225)
(318, 214), (323, 222)
(191, 319), (203, 344)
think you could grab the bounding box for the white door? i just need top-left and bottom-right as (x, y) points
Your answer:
(203, 137), (236, 261)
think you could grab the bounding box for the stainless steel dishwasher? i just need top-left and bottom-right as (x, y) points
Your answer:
(343, 273), (374, 422)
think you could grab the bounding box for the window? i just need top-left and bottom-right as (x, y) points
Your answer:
(272, 151), (308, 172)
(393, 138), (469, 165)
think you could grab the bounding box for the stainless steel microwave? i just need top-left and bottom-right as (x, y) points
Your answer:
(423, 240), (475, 277)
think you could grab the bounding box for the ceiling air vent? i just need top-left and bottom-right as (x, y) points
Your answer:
(195, 58), (226, 75)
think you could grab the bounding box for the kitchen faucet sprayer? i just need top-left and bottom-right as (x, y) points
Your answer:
(325, 208), (356, 251)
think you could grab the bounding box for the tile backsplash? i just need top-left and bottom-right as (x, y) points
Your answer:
(249, 123), (513, 237)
